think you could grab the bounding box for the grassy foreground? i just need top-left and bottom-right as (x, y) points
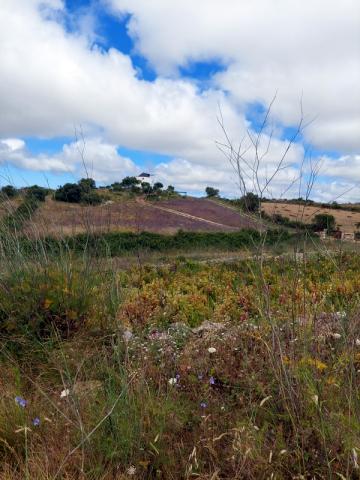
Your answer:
(0, 237), (360, 479)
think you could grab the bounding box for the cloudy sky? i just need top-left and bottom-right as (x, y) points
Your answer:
(0, 0), (359, 200)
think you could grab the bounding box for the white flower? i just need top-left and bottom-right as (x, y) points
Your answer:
(312, 394), (319, 406)
(332, 333), (341, 339)
(60, 388), (70, 398)
(280, 449), (287, 455)
(356, 339), (360, 347)
(352, 448), (359, 469)
(126, 465), (136, 475)
(123, 330), (133, 342)
(208, 347), (217, 354)
(168, 378), (177, 386)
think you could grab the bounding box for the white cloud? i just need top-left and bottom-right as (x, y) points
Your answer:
(107, 0), (360, 153)
(0, 0), (359, 199)
(0, 138), (137, 181)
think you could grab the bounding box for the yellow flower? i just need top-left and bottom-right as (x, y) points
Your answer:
(43, 298), (52, 309)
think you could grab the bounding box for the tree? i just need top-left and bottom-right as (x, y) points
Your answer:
(205, 186), (219, 197)
(26, 185), (47, 202)
(153, 182), (164, 191)
(1, 185), (17, 198)
(141, 182), (153, 194)
(238, 192), (260, 213)
(121, 176), (140, 189)
(55, 183), (82, 203)
(78, 178), (96, 192)
(313, 214), (335, 233)
(167, 185), (175, 193)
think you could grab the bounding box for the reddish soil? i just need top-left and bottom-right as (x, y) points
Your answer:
(23, 197), (260, 238)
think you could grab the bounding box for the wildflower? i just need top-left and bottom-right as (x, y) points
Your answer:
(209, 376), (215, 385)
(352, 448), (359, 469)
(200, 402), (207, 408)
(15, 396), (27, 408)
(356, 339), (360, 347)
(32, 417), (40, 427)
(312, 394), (319, 406)
(175, 373), (180, 381)
(332, 333), (341, 339)
(280, 449), (287, 455)
(168, 378), (177, 386)
(60, 388), (70, 398)
(208, 347), (216, 354)
(123, 330), (133, 342)
(126, 465), (136, 476)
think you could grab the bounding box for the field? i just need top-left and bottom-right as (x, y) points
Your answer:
(263, 202), (360, 233)
(22, 196), (261, 237)
(1, 194), (360, 479)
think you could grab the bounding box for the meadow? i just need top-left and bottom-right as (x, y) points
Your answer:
(0, 189), (360, 479)
(0, 224), (360, 479)
(263, 202), (360, 234)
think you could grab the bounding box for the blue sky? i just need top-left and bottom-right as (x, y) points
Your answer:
(0, 0), (359, 201)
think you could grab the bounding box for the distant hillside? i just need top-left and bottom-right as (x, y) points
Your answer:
(263, 201), (360, 233)
(21, 196), (262, 238)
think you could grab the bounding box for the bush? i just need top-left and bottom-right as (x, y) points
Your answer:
(313, 213), (335, 232)
(25, 185), (47, 202)
(81, 191), (103, 205)
(78, 177), (96, 192)
(55, 183), (82, 203)
(1, 185), (17, 198)
(205, 186), (219, 197)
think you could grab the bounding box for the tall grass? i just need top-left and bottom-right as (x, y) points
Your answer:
(0, 190), (359, 479)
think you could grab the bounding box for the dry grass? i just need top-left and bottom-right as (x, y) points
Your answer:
(263, 201), (360, 233)
(22, 197), (260, 238)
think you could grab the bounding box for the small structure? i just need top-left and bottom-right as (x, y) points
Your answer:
(341, 231), (355, 242)
(137, 172), (152, 183)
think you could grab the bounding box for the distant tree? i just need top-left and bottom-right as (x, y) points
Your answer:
(313, 214), (335, 232)
(1, 185), (17, 198)
(121, 176), (140, 189)
(55, 183), (82, 203)
(238, 192), (260, 213)
(110, 182), (123, 192)
(141, 182), (153, 194)
(26, 185), (47, 202)
(205, 186), (219, 197)
(153, 182), (164, 191)
(78, 178), (96, 192)
(81, 191), (102, 205)
(167, 185), (175, 193)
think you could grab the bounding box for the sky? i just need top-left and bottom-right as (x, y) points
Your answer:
(0, 0), (359, 201)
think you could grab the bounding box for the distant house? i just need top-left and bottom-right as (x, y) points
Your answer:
(137, 172), (152, 183)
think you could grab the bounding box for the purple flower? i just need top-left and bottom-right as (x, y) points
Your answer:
(200, 402), (207, 408)
(175, 373), (180, 381)
(15, 396), (27, 408)
(209, 376), (215, 385)
(32, 417), (40, 427)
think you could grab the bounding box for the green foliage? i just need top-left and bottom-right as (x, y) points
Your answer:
(313, 213), (336, 232)
(1, 185), (17, 198)
(78, 177), (96, 192)
(1, 196), (39, 232)
(55, 179), (102, 205)
(238, 192), (260, 212)
(55, 182), (82, 203)
(25, 185), (47, 202)
(9, 228), (292, 258)
(205, 186), (219, 197)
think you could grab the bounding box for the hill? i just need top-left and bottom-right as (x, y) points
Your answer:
(263, 201), (360, 233)
(22, 195), (262, 238)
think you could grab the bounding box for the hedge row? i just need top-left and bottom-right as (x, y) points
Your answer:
(8, 228), (298, 258)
